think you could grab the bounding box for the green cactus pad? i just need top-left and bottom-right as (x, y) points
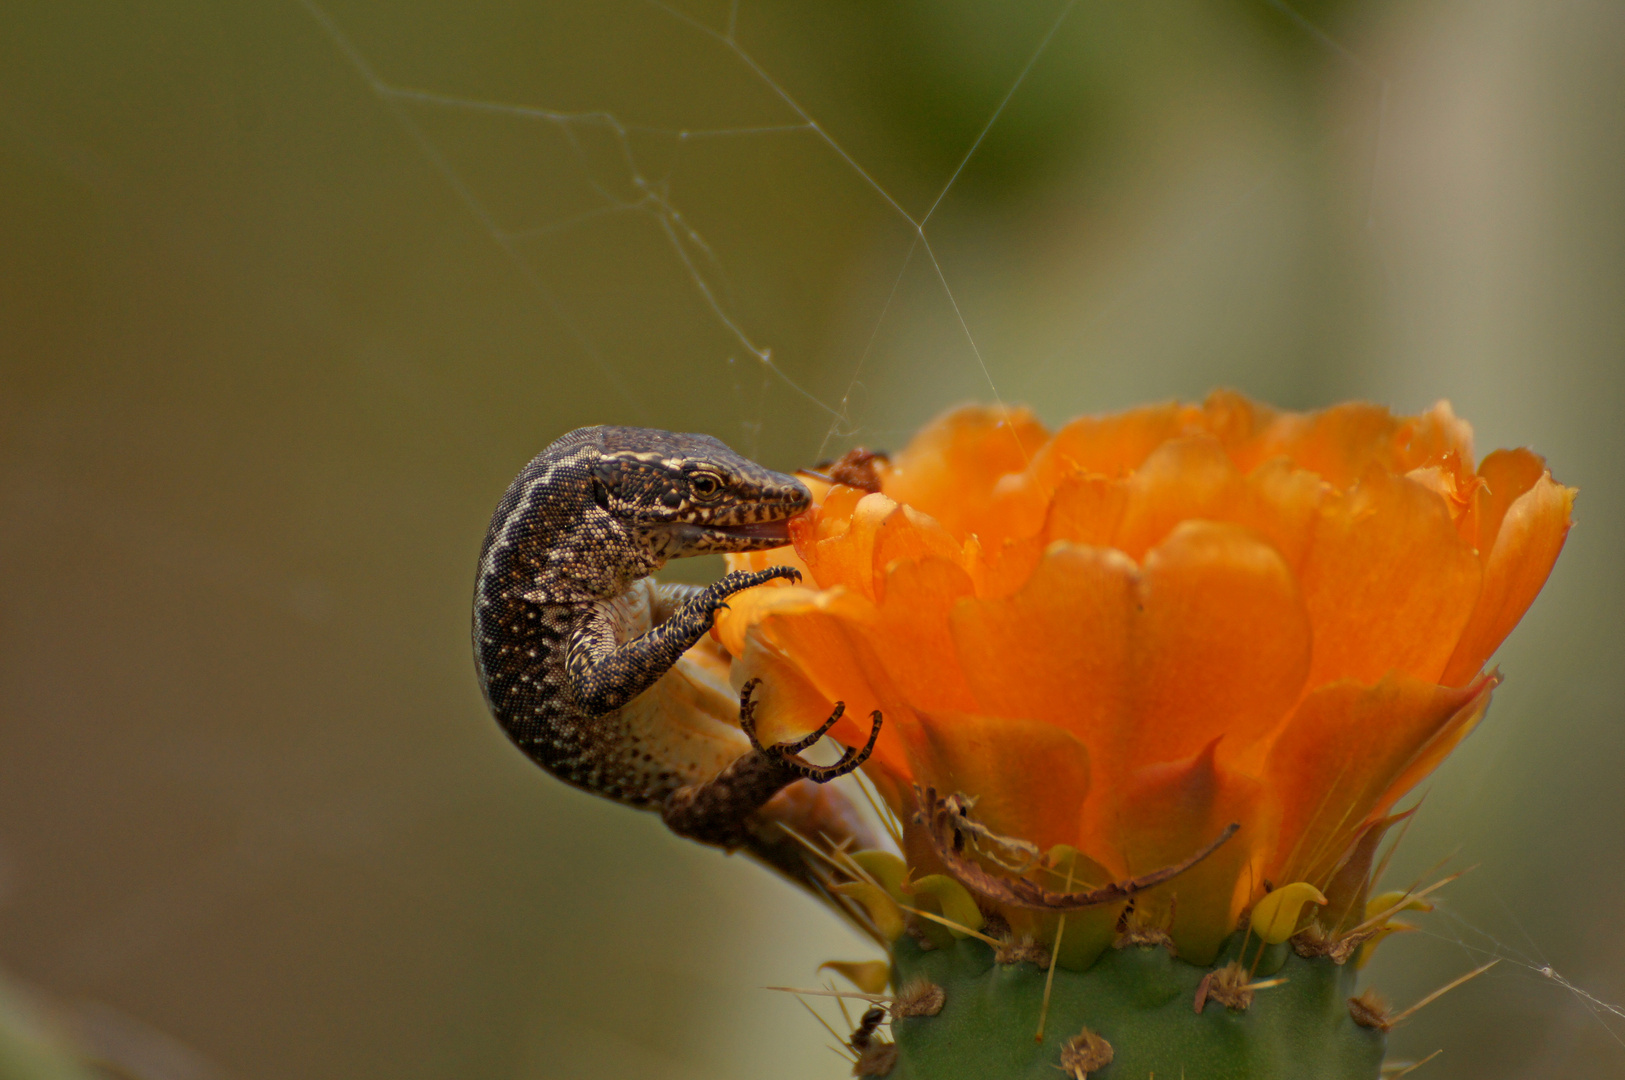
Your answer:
(886, 933), (1384, 1080)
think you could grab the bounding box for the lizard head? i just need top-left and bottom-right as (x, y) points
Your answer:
(582, 427), (811, 561)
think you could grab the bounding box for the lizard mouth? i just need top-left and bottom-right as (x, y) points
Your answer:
(706, 518), (795, 543)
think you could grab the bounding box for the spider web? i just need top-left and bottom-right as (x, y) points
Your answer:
(295, 0), (1622, 1075)
(294, 0), (1059, 463)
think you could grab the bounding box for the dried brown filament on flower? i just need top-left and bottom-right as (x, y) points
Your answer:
(936, 792), (1041, 872)
(804, 447), (889, 494)
(917, 785), (1239, 913)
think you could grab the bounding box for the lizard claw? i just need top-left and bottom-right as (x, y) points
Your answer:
(738, 679), (883, 784)
(712, 566), (800, 603)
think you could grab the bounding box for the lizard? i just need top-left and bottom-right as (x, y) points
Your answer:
(471, 424), (883, 857)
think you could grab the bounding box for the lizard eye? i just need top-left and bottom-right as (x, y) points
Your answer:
(689, 470), (724, 502)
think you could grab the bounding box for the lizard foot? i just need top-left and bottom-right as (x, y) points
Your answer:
(708, 565), (802, 606)
(738, 677), (883, 783)
(660, 680), (881, 849)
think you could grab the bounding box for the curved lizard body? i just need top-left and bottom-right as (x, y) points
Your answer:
(472, 425), (881, 851)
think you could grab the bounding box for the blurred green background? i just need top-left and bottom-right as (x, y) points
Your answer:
(2, 0), (1622, 1076)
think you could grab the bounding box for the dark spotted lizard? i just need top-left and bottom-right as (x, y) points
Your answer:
(472, 425), (883, 854)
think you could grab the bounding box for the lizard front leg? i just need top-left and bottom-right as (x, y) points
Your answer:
(661, 679), (883, 848)
(565, 566), (800, 715)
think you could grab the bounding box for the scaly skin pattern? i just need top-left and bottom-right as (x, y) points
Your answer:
(472, 425), (880, 849)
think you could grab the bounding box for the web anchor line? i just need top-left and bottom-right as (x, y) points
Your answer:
(1416, 906), (1625, 1050)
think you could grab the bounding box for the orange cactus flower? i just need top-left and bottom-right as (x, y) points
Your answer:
(713, 392), (1573, 966)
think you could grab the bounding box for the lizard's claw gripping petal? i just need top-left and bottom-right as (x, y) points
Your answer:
(773, 700), (847, 755)
(707, 566), (801, 612)
(792, 708), (882, 783)
(754, 565), (801, 588)
(738, 679), (883, 784)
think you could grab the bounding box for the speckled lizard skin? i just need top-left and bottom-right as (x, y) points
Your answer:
(472, 426), (882, 852)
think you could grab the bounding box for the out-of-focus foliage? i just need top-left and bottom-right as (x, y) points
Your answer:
(0, 981), (96, 1080)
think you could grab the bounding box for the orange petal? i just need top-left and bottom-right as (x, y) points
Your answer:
(1114, 741), (1267, 965)
(1234, 458), (1328, 574)
(1440, 474), (1574, 686)
(869, 556), (981, 713)
(1400, 401), (1477, 473)
(809, 492), (898, 598)
(1113, 435), (1246, 561)
(711, 583), (822, 659)
(1298, 468), (1482, 687)
(799, 488), (968, 603)
(749, 592), (882, 695)
(1042, 471), (1129, 549)
(1237, 401), (1474, 491)
(1233, 401), (1399, 487)
(909, 710), (1091, 854)
(883, 405), (1049, 540)
(985, 470), (1057, 544)
(1264, 674), (1486, 885)
(1125, 521), (1312, 771)
(870, 503), (966, 601)
(949, 544), (1138, 757)
(793, 484), (866, 566)
(981, 401), (1204, 544)
(1472, 448), (1548, 558)
(1045, 401), (1202, 479)
(976, 534), (1045, 600)
(1200, 388), (1277, 461)
(1406, 457), (1484, 547)
(1370, 674), (1496, 817)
